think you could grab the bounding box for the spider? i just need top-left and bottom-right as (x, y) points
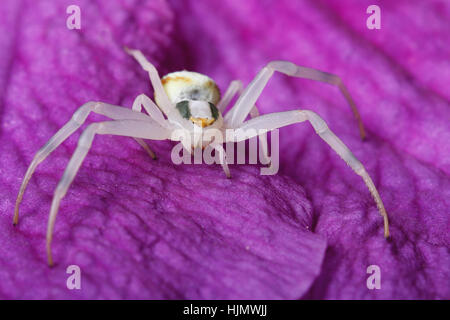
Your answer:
(14, 47), (389, 266)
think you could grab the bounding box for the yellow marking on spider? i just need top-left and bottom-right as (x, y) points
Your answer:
(190, 116), (216, 128)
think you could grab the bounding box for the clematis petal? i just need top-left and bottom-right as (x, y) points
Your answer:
(166, 0), (450, 299)
(0, 0), (448, 300)
(0, 0), (326, 299)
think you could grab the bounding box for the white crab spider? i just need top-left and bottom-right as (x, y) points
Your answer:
(14, 47), (389, 266)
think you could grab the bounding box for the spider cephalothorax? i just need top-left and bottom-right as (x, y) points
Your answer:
(176, 100), (219, 128)
(14, 47), (390, 266)
(158, 70), (222, 127)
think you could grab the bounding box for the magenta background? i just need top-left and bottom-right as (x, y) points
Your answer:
(0, 0), (448, 299)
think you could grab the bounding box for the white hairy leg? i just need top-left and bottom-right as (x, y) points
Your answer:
(124, 47), (174, 117)
(131, 94), (167, 125)
(133, 138), (157, 160)
(14, 102), (152, 225)
(213, 144), (231, 178)
(131, 94), (169, 159)
(225, 61), (366, 139)
(248, 106), (270, 165)
(217, 80), (242, 113)
(231, 110), (389, 238)
(219, 80), (270, 164)
(46, 119), (171, 266)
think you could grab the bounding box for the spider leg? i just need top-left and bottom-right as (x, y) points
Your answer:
(225, 61), (366, 140)
(229, 110), (389, 238)
(131, 94), (169, 160)
(46, 119), (171, 266)
(124, 47), (174, 117)
(217, 80), (242, 113)
(247, 105), (270, 166)
(133, 138), (157, 160)
(219, 80), (270, 165)
(212, 143), (231, 178)
(131, 93), (166, 124)
(14, 101), (152, 225)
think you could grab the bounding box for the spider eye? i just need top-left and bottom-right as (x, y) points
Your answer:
(176, 100), (191, 119)
(209, 102), (219, 120)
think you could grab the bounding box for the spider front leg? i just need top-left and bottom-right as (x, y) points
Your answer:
(131, 93), (169, 160)
(14, 102), (152, 225)
(230, 110), (389, 238)
(132, 93), (166, 125)
(125, 47), (174, 117)
(46, 119), (171, 266)
(225, 61), (366, 140)
(219, 80), (270, 165)
(217, 80), (242, 113)
(211, 143), (231, 178)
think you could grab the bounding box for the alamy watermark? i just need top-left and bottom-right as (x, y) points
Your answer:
(66, 5), (81, 30)
(366, 265), (381, 290)
(170, 127), (280, 175)
(66, 4), (380, 31)
(366, 5), (381, 30)
(66, 264), (81, 290)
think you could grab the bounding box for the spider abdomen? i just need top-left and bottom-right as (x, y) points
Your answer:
(155, 71), (221, 107)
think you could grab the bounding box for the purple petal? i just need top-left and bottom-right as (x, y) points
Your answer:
(0, 0), (449, 300)
(168, 0), (449, 299)
(0, 0), (326, 299)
